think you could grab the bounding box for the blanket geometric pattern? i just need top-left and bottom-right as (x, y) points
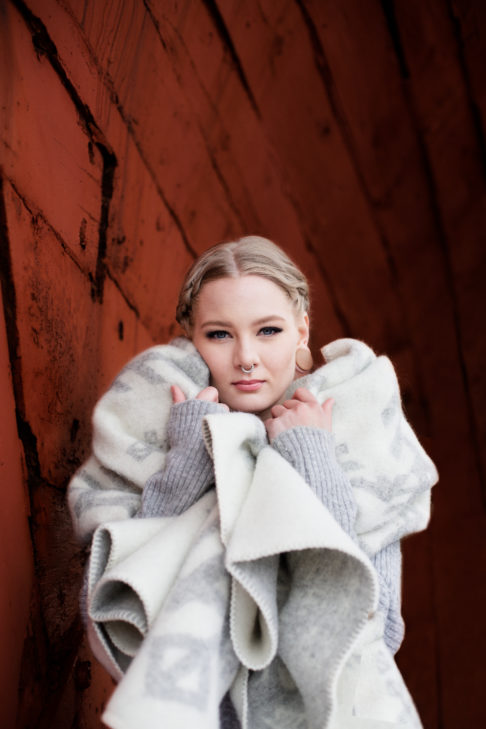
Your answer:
(68, 338), (438, 728)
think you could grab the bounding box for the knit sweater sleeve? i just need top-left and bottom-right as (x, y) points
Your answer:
(139, 399), (225, 517)
(271, 426), (404, 654)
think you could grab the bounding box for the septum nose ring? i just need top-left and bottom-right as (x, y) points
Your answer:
(241, 364), (254, 374)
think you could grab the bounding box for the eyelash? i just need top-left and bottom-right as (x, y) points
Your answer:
(259, 326), (283, 336)
(206, 330), (229, 340)
(205, 326), (283, 340)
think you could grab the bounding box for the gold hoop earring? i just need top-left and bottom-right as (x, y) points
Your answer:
(295, 346), (313, 373)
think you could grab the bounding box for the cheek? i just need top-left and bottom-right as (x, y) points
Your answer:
(198, 347), (227, 385)
(275, 338), (298, 369)
(208, 363), (225, 386)
(193, 341), (213, 373)
(263, 348), (295, 389)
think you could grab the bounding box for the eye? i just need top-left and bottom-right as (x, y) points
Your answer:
(259, 326), (283, 337)
(206, 330), (230, 340)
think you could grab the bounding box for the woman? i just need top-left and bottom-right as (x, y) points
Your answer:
(141, 239), (336, 521)
(69, 236), (438, 729)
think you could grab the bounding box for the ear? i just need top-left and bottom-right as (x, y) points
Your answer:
(296, 312), (310, 346)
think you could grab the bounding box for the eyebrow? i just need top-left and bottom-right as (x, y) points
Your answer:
(200, 315), (287, 328)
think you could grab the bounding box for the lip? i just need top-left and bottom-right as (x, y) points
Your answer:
(232, 379), (265, 392)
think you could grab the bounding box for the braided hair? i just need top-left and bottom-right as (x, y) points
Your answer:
(176, 236), (310, 334)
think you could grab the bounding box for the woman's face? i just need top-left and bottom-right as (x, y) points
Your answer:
(191, 275), (309, 414)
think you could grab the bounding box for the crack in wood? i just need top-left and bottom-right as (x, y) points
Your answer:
(446, 1), (486, 180)
(380, 0), (411, 79)
(201, 0), (262, 119)
(5, 178), (106, 303)
(105, 266), (141, 319)
(94, 144), (117, 303)
(0, 175), (24, 412)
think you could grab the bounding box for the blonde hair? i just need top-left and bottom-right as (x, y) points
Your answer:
(176, 235), (310, 333)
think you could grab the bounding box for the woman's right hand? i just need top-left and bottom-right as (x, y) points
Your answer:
(171, 384), (229, 410)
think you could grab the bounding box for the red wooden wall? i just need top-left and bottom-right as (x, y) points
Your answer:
(1, 1), (485, 727)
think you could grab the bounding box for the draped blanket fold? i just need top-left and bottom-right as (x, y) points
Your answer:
(68, 338), (438, 729)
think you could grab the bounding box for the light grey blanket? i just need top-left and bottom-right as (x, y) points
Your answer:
(68, 338), (438, 728)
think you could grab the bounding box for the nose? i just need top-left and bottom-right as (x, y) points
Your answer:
(234, 336), (259, 372)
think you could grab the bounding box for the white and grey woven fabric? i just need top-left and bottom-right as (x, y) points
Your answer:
(68, 337), (438, 729)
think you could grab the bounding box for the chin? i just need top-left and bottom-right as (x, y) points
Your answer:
(226, 394), (273, 414)
(230, 401), (267, 414)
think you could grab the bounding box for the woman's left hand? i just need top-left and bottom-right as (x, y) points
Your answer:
(264, 387), (334, 442)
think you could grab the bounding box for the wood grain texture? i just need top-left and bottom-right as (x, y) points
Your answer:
(0, 0), (484, 726)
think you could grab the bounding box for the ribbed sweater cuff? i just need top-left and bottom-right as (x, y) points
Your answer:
(140, 399), (225, 517)
(271, 426), (357, 536)
(168, 399), (226, 446)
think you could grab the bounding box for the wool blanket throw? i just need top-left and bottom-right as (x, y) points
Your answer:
(68, 338), (438, 729)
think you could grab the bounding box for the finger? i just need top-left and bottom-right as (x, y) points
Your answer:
(321, 397), (334, 421)
(292, 387), (317, 403)
(281, 398), (301, 409)
(264, 417), (279, 438)
(197, 386), (219, 403)
(171, 384), (186, 403)
(271, 404), (287, 417)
